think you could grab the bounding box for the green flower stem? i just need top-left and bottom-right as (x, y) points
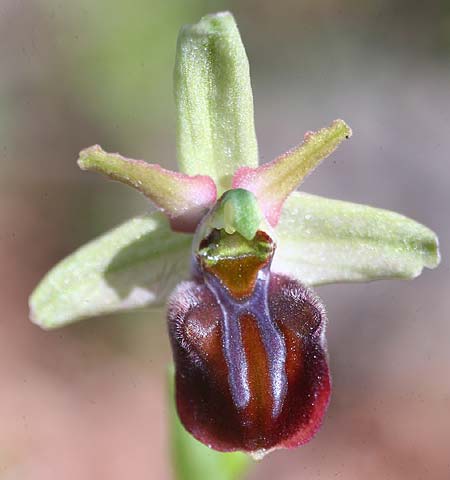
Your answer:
(168, 367), (250, 480)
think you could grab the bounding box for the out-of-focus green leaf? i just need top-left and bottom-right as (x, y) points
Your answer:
(29, 213), (192, 329)
(174, 12), (258, 194)
(168, 367), (250, 480)
(47, 0), (211, 144)
(272, 192), (440, 286)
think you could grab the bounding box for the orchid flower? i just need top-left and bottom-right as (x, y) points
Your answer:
(29, 11), (440, 462)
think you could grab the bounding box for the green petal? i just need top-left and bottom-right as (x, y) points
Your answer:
(29, 213), (192, 329)
(233, 119), (351, 227)
(168, 368), (250, 480)
(272, 192), (440, 286)
(78, 145), (217, 233)
(174, 12), (258, 194)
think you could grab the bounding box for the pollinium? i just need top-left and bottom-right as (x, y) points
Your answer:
(168, 190), (330, 456)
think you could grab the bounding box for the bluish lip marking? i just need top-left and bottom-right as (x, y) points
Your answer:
(204, 264), (287, 418)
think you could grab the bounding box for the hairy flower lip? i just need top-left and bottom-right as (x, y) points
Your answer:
(168, 272), (330, 454)
(169, 197), (332, 454)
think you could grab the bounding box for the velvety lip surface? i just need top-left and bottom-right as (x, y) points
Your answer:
(168, 273), (330, 453)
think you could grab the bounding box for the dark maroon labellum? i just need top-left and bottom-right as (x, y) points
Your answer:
(168, 229), (330, 455)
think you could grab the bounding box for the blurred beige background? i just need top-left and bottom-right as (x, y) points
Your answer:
(0, 1), (449, 479)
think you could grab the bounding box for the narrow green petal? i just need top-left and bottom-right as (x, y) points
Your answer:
(168, 368), (250, 480)
(29, 213), (192, 329)
(272, 192), (440, 286)
(174, 12), (258, 194)
(78, 145), (217, 233)
(233, 120), (351, 226)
